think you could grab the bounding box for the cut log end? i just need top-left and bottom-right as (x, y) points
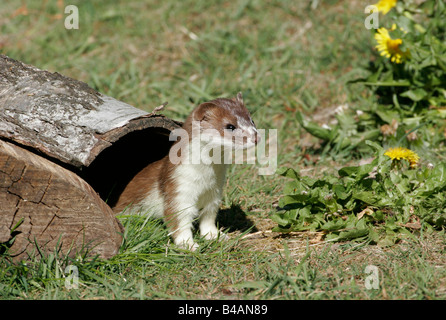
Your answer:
(0, 139), (123, 261)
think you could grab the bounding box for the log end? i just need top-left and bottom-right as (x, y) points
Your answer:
(0, 140), (123, 261)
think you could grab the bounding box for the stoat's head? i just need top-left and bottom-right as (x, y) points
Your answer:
(186, 92), (260, 149)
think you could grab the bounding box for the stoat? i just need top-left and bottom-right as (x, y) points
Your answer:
(113, 93), (259, 250)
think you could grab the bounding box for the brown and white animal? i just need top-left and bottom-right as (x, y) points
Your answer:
(113, 93), (259, 250)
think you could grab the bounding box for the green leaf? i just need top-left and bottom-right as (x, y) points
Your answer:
(296, 112), (333, 140)
(333, 184), (350, 200)
(277, 167), (299, 180)
(367, 228), (380, 243)
(362, 80), (411, 87)
(378, 234), (398, 247)
(338, 162), (375, 179)
(400, 88), (428, 102)
(336, 228), (369, 241)
(271, 211), (292, 227)
(338, 166), (359, 177)
(278, 195), (301, 208)
(352, 191), (377, 205)
(321, 219), (347, 232)
(375, 106), (400, 124)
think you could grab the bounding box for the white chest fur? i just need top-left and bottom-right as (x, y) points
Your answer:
(168, 162), (228, 249)
(172, 162), (227, 211)
(136, 161), (228, 250)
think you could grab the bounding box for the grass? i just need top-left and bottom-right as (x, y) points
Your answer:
(1, 0), (446, 300)
(2, 215), (445, 299)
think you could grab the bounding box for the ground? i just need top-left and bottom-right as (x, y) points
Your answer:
(0, 0), (445, 299)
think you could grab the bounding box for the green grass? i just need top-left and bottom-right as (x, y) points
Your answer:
(1, 0), (445, 300)
(2, 214), (445, 299)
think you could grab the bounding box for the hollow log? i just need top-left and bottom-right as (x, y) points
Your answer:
(0, 54), (180, 260)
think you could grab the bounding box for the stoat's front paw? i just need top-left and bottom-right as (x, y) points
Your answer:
(176, 239), (199, 252)
(202, 228), (229, 241)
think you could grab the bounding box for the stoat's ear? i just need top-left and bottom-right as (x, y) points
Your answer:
(235, 92), (244, 105)
(194, 102), (216, 121)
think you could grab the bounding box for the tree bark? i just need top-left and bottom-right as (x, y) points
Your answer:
(0, 54), (180, 261)
(0, 54), (179, 169)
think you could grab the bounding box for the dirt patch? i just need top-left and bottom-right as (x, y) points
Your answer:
(231, 214), (327, 258)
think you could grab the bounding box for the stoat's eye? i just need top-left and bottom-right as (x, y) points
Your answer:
(226, 124), (236, 131)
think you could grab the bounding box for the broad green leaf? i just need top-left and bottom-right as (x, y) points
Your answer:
(336, 228), (369, 241)
(279, 195), (304, 208)
(338, 166), (359, 177)
(271, 212), (292, 227)
(333, 184), (350, 200)
(321, 219), (347, 232)
(367, 228), (380, 243)
(296, 112), (333, 140)
(400, 88), (428, 102)
(375, 106), (400, 124)
(283, 180), (300, 195)
(277, 167), (299, 180)
(352, 191), (377, 205)
(365, 140), (383, 153)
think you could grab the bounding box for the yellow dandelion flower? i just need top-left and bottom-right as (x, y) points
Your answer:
(374, 0), (397, 15)
(384, 147), (420, 168)
(375, 26), (410, 64)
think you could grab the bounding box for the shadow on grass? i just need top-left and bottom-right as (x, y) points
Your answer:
(217, 204), (258, 234)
